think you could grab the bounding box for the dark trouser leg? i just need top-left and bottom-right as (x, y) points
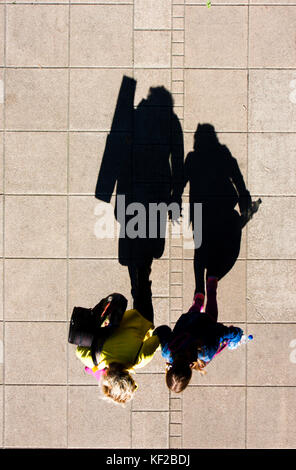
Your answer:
(193, 247), (206, 296)
(205, 277), (218, 323)
(128, 258), (154, 324)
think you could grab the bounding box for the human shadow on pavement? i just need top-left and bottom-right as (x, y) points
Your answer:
(95, 75), (184, 313)
(184, 123), (259, 295)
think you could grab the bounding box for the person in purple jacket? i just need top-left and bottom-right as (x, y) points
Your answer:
(155, 276), (244, 393)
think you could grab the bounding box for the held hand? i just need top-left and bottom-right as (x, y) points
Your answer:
(238, 190), (252, 216)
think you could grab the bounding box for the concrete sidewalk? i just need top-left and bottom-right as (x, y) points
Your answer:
(1, 0), (296, 448)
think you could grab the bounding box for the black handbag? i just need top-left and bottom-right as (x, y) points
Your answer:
(68, 293), (128, 365)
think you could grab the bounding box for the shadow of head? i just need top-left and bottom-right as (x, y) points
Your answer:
(193, 123), (219, 151)
(141, 86), (174, 108)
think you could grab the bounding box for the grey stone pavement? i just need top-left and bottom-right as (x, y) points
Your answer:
(0, 0), (296, 449)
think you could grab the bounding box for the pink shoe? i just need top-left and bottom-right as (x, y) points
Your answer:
(189, 293), (205, 313)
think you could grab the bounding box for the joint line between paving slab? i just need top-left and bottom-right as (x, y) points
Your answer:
(5, 320), (296, 325)
(3, 66), (296, 70)
(5, 257), (296, 263)
(2, 0), (7, 450)
(65, 0), (71, 449)
(168, 0), (173, 449)
(169, 0), (174, 449)
(244, 0), (251, 450)
(3, 129), (296, 134)
(130, 0), (134, 449)
(4, 383), (296, 388)
(4, 193), (296, 198)
(7, 2), (296, 5)
(169, 0), (185, 449)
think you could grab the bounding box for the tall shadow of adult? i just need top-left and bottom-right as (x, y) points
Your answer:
(185, 123), (252, 296)
(95, 75), (184, 315)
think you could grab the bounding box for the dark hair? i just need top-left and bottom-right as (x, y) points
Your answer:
(166, 361), (192, 393)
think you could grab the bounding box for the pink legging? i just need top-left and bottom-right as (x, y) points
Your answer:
(188, 284), (218, 323)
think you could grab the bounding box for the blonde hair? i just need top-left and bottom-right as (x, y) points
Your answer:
(101, 363), (137, 406)
(191, 359), (207, 375)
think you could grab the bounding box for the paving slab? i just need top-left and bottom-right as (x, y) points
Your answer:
(1, 0), (296, 450)
(247, 387), (296, 449)
(183, 386), (246, 448)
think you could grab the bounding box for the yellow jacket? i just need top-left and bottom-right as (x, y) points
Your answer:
(76, 309), (160, 372)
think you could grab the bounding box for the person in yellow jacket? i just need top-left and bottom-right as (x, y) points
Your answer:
(76, 261), (160, 405)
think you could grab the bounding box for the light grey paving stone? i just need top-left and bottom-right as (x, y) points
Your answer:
(170, 423), (182, 436)
(171, 411), (182, 423)
(132, 373), (169, 411)
(0, 262), (2, 321)
(70, 0), (132, 3)
(69, 132), (107, 194)
(185, 0), (247, 3)
(0, 197), (2, 259)
(6, 5), (69, 67)
(250, 0), (296, 2)
(68, 343), (97, 386)
(5, 69), (68, 131)
(5, 385), (67, 448)
(134, 31), (171, 68)
(7, 0), (68, 2)
(5, 132), (67, 194)
(69, 195), (119, 259)
(247, 197), (296, 260)
(248, 133), (296, 196)
(184, 70), (247, 132)
(249, 6), (296, 68)
(247, 260), (296, 323)
(0, 6), (4, 67)
(5, 259), (67, 321)
(249, 70), (296, 132)
(69, 69), (132, 131)
(132, 411), (169, 448)
(0, 133), (3, 195)
(0, 70), (3, 129)
(68, 259), (132, 315)
(133, 69), (171, 107)
(134, 349), (165, 375)
(0, 323), (3, 384)
(170, 436), (182, 449)
(70, 5), (133, 67)
(173, 4), (184, 16)
(153, 297), (170, 326)
(247, 387), (296, 448)
(0, 386), (2, 446)
(5, 196), (67, 258)
(5, 322), (67, 385)
(170, 398), (182, 411)
(68, 386), (131, 448)
(183, 386), (245, 448)
(68, 259), (169, 317)
(185, 6), (248, 68)
(247, 324), (296, 386)
(134, 0), (171, 30)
